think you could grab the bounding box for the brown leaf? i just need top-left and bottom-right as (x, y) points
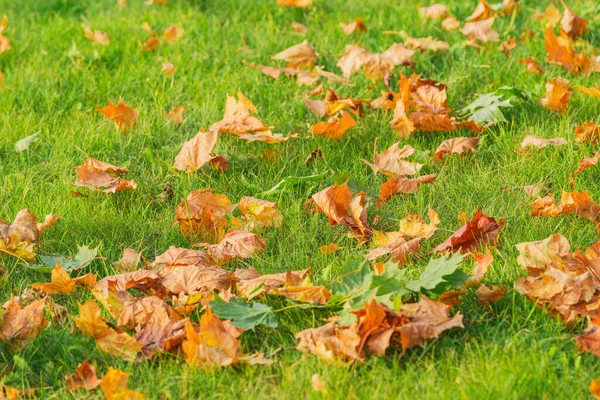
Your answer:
(536, 4), (561, 27)
(544, 27), (593, 75)
(442, 17), (461, 31)
(64, 359), (102, 391)
(113, 248), (143, 272)
(142, 37), (160, 52)
(174, 189), (235, 242)
(516, 234), (570, 271)
(366, 236), (420, 267)
(236, 268), (309, 299)
(378, 174), (436, 205)
(320, 243), (342, 254)
(84, 27), (110, 46)
(517, 57), (544, 74)
(418, 4), (449, 20)
(277, 0), (312, 7)
(31, 263), (96, 294)
(238, 196), (282, 229)
(304, 88), (365, 117)
(311, 181), (372, 242)
(75, 157), (137, 193)
(461, 18), (500, 43)
(574, 122), (600, 145)
(434, 209), (505, 254)
(576, 152), (600, 175)
(73, 301), (143, 361)
(539, 78), (572, 112)
(163, 26), (184, 42)
(194, 229), (266, 265)
(305, 148), (322, 165)
(434, 137), (480, 161)
(337, 44), (414, 80)
(362, 142), (422, 177)
(591, 378), (600, 399)
(166, 104), (184, 123)
(291, 21), (307, 33)
(475, 284), (506, 305)
(173, 129), (220, 173)
(498, 37), (516, 57)
(561, 7), (587, 39)
(398, 209), (440, 239)
(210, 92), (272, 134)
(100, 368), (146, 400)
(530, 190), (600, 230)
(405, 36), (449, 52)
(0, 296), (48, 347)
(311, 111), (356, 140)
(340, 19), (367, 35)
(272, 40), (317, 69)
(519, 135), (566, 149)
(97, 98), (138, 130)
(0, 209), (44, 243)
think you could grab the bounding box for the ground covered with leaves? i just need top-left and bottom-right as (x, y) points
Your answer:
(2, 0), (600, 398)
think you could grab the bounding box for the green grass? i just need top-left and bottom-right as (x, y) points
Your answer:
(1, 0), (600, 398)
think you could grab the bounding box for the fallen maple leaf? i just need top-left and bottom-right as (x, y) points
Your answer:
(434, 209), (505, 254)
(475, 284), (506, 305)
(64, 359), (102, 391)
(173, 129), (223, 173)
(174, 189), (236, 242)
(340, 19), (367, 35)
(574, 122), (600, 145)
(0, 208), (55, 244)
(320, 243), (342, 254)
(536, 4), (561, 27)
(530, 190), (600, 231)
(195, 228), (266, 265)
(539, 78), (572, 112)
(142, 37), (160, 52)
(592, 378), (600, 399)
(0, 296), (48, 348)
(498, 37), (516, 57)
(461, 18), (500, 43)
(561, 7), (587, 39)
(311, 181), (372, 242)
(210, 91), (271, 134)
(362, 142), (422, 176)
(418, 4), (449, 20)
(517, 57), (544, 74)
(100, 368), (146, 400)
(162, 61), (176, 76)
(291, 21), (307, 33)
(238, 196), (282, 229)
(399, 209), (440, 239)
(304, 88), (366, 117)
(378, 174), (436, 205)
(405, 36), (449, 52)
(544, 27), (593, 75)
(113, 248), (144, 272)
(163, 26), (184, 42)
(515, 234), (570, 271)
(337, 44), (415, 80)
(84, 27), (110, 46)
(434, 137), (480, 161)
(575, 152), (600, 175)
(75, 157), (137, 193)
(31, 263), (96, 294)
(0, 15), (10, 54)
(277, 0), (312, 7)
(442, 17), (460, 31)
(73, 301), (143, 361)
(519, 135), (566, 149)
(97, 98), (138, 130)
(366, 236), (420, 267)
(272, 40), (317, 69)
(311, 111), (356, 140)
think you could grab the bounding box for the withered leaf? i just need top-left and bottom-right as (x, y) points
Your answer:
(434, 137), (480, 161)
(434, 209), (505, 254)
(340, 19), (367, 35)
(461, 18), (500, 43)
(97, 98), (138, 130)
(311, 111), (356, 140)
(100, 368), (146, 400)
(64, 359), (102, 391)
(272, 40), (317, 69)
(378, 174), (436, 205)
(174, 189), (235, 242)
(173, 129), (220, 173)
(362, 142), (422, 177)
(75, 157), (137, 193)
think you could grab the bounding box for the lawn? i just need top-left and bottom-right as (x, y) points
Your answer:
(1, 0), (600, 398)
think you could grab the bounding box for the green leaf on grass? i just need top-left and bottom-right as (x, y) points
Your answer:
(406, 253), (467, 294)
(31, 245), (100, 273)
(458, 86), (532, 124)
(209, 296), (278, 330)
(262, 173), (325, 195)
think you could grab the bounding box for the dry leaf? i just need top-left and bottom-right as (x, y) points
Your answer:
(320, 243), (342, 254)
(31, 263), (96, 294)
(475, 284), (506, 305)
(574, 122), (600, 145)
(405, 36), (449, 52)
(418, 4), (449, 20)
(461, 18), (500, 43)
(0, 296), (48, 347)
(162, 61), (176, 76)
(442, 17), (460, 31)
(238, 196), (283, 229)
(311, 111), (356, 140)
(97, 98), (138, 130)
(272, 40), (317, 69)
(362, 142), (422, 176)
(517, 57), (544, 74)
(539, 78), (572, 112)
(164, 26), (184, 42)
(544, 27), (593, 75)
(75, 157), (137, 193)
(434, 209), (505, 254)
(173, 130), (221, 173)
(575, 152), (600, 175)
(291, 22), (307, 33)
(175, 189), (236, 242)
(561, 7), (587, 39)
(277, 0), (312, 7)
(519, 135), (566, 149)
(530, 190), (600, 230)
(113, 248), (143, 272)
(142, 37), (160, 52)
(378, 174), (436, 205)
(434, 137), (480, 161)
(64, 359), (102, 391)
(210, 91), (272, 134)
(337, 44), (415, 80)
(84, 28), (110, 46)
(340, 19), (367, 35)
(100, 368), (146, 400)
